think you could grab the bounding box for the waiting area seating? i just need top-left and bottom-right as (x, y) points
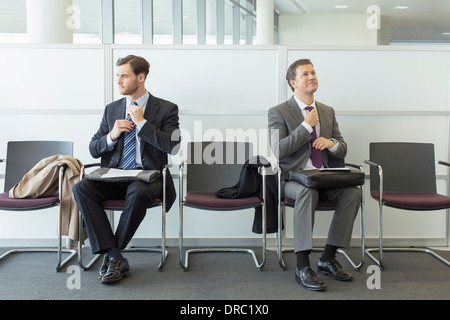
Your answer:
(276, 162), (366, 271)
(0, 141), (77, 271)
(365, 142), (450, 269)
(77, 163), (171, 271)
(178, 141), (268, 271)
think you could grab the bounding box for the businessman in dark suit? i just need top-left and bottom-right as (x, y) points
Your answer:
(73, 55), (180, 284)
(268, 59), (360, 291)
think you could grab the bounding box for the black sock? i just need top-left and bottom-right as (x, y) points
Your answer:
(106, 247), (125, 261)
(295, 250), (311, 270)
(320, 244), (338, 262)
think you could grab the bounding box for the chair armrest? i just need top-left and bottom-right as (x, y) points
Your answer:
(178, 160), (186, 175)
(178, 160), (186, 203)
(162, 163), (172, 173)
(364, 160), (380, 168)
(160, 164), (172, 206)
(80, 162), (101, 179)
(258, 165), (267, 175)
(271, 164), (281, 177)
(162, 164), (172, 183)
(438, 160), (450, 167)
(82, 163), (101, 169)
(364, 160), (384, 204)
(275, 165), (282, 201)
(345, 162), (364, 172)
(179, 160), (186, 170)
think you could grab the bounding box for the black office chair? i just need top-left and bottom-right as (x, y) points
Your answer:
(276, 162), (365, 271)
(0, 141), (77, 271)
(365, 142), (450, 269)
(178, 141), (267, 271)
(77, 163), (171, 271)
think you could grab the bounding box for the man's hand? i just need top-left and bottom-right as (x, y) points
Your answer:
(312, 137), (335, 150)
(110, 119), (134, 141)
(127, 104), (144, 125)
(304, 108), (319, 128)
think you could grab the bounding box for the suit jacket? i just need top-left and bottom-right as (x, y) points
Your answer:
(268, 96), (347, 181)
(215, 156), (280, 234)
(89, 93), (180, 211)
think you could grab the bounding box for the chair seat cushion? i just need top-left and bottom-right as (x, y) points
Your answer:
(185, 192), (261, 209)
(371, 192), (450, 210)
(282, 197), (336, 210)
(0, 192), (59, 210)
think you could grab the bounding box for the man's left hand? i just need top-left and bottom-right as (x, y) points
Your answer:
(312, 137), (335, 150)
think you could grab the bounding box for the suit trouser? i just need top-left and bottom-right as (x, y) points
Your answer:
(284, 181), (361, 253)
(73, 178), (162, 254)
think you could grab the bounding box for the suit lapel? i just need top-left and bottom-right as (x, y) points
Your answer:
(316, 102), (328, 138)
(286, 96), (304, 125)
(316, 102), (322, 138)
(115, 98), (127, 119)
(117, 98), (127, 147)
(144, 93), (160, 123)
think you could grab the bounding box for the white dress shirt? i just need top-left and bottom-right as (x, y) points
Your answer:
(293, 95), (339, 170)
(107, 91), (149, 168)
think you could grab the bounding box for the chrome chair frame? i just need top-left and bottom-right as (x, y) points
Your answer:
(77, 163), (171, 272)
(364, 156), (450, 270)
(0, 142), (77, 272)
(276, 164), (365, 271)
(178, 142), (267, 271)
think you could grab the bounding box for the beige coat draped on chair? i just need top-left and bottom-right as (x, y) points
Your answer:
(8, 154), (86, 247)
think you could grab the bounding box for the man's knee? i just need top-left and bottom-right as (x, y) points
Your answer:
(73, 179), (100, 201)
(127, 181), (147, 195)
(126, 180), (162, 201)
(296, 186), (318, 201)
(72, 179), (86, 198)
(340, 187), (362, 207)
(284, 181), (319, 205)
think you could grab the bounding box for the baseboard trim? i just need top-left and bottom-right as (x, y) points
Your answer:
(0, 237), (448, 249)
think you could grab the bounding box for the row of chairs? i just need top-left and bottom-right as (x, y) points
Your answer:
(0, 140), (449, 273)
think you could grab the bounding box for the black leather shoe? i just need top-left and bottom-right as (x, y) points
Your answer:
(98, 255), (109, 279)
(317, 258), (353, 281)
(101, 258), (130, 284)
(295, 266), (326, 291)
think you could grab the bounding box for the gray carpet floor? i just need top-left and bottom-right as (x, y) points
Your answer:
(0, 246), (449, 302)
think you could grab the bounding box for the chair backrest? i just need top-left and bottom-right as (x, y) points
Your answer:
(368, 142), (436, 193)
(3, 141), (73, 191)
(186, 141), (252, 193)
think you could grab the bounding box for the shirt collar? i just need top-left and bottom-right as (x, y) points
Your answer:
(293, 95), (316, 111)
(127, 91), (150, 108)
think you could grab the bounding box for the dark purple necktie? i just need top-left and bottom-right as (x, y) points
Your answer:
(305, 106), (323, 169)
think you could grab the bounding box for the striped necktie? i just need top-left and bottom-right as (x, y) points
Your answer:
(305, 106), (323, 169)
(122, 101), (137, 170)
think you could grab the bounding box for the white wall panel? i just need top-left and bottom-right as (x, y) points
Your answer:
(286, 49), (450, 112)
(0, 45), (104, 111)
(112, 47), (279, 110)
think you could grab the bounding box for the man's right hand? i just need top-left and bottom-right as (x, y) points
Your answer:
(305, 108), (319, 128)
(109, 119), (135, 141)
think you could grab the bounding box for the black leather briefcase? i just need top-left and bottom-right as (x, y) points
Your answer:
(286, 169), (365, 189)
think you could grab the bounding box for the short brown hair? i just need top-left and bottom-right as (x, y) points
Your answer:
(286, 59), (313, 92)
(116, 55), (150, 79)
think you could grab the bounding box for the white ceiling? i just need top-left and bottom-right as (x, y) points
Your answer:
(273, 0), (450, 43)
